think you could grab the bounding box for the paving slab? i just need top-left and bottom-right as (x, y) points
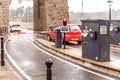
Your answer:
(0, 60), (23, 80)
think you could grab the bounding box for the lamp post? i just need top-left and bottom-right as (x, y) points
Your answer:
(107, 0), (113, 21)
(17, 0), (23, 4)
(81, 0), (84, 20)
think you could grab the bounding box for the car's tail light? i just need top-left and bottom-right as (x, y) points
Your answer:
(67, 31), (80, 35)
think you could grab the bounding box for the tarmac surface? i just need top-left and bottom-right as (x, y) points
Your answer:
(1, 31), (120, 80)
(35, 38), (120, 78)
(6, 33), (119, 80)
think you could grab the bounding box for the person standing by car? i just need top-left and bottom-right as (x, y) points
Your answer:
(47, 24), (83, 44)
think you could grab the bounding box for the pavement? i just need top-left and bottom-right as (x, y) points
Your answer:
(35, 38), (120, 78)
(0, 60), (23, 80)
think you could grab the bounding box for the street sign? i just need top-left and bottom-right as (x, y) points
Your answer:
(60, 26), (69, 32)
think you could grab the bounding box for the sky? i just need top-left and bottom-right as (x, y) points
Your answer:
(68, 0), (120, 12)
(10, 0), (120, 13)
(10, 0), (33, 9)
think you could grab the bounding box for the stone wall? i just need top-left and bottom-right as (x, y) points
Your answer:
(0, 0), (68, 32)
(0, 0), (69, 32)
(34, 0), (69, 31)
(0, 0), (9, 33)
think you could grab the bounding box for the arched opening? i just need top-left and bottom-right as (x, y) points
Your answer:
(9, 0), (33, 31)
(9, 0), (69, 31)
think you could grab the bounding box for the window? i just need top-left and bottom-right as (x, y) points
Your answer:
(53, 26), (61, 31)
(69, 26), (80, 31)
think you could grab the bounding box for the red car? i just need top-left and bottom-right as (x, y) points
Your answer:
(47, 24), (82, 44)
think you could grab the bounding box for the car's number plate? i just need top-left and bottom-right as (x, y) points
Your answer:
(71, 38), (78, 40)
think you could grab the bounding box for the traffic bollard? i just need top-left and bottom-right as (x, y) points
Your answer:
(1, 36), (5, 66)
(63, 32), (66, 49)
(45, 59), (53, 80)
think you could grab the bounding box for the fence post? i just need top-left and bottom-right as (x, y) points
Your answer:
(1, 36), (5, 66)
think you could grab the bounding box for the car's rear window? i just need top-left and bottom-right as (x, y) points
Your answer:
(12, 24), (20, 27)
(53, 26), (61, 31)
(69, 26), (80, 31)
(53, 25), (80, 31)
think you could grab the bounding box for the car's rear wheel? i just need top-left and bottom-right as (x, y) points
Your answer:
(47, 35), (51, 41)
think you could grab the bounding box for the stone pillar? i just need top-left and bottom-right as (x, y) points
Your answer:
(34, 0), (40, 31)
(34, 0), (69, 31)
(0, 0), (9, 33)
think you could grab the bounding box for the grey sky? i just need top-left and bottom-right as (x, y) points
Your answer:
(10, 0), (120, 12)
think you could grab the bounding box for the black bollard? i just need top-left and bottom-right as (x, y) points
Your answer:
(1, 36), (5, 66)
(45, 59), (53, 80)
(63, 32), (66, 49)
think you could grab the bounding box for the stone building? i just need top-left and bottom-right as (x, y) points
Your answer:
(0, 0), (69, 32)
(34, 0), (69, 31)
(0, 0), (10, 33)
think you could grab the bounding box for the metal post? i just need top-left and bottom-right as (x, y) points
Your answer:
(107, 0), (113, 22)
(109, 6), (111, 33)
(109, 6), (111, 21)
(1, 36), (5, 66)
(107, 0), (113, 36)
(81, 0), (84, 19)
(45, 59), (53, 80)
(63, 32), (66, 49)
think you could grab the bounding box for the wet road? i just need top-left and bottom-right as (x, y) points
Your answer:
(5, 33), (120, 80)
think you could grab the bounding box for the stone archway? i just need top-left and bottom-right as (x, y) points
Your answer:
(1, 0), (69, 32)
(34, 0), (69, 31)
(0, 0), (10, 33)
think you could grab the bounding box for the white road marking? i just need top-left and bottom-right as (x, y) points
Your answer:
(32, 42), (115, 80)
(4, 36), (32, 80)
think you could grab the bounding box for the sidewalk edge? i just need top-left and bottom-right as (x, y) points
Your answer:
(35, 39), (120, 78)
